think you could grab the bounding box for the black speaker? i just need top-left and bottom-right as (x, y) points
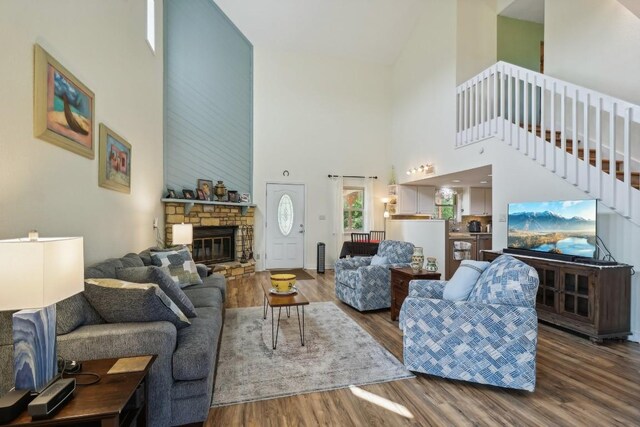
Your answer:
(0, 389), (32, 424)
(317, 242), (326, 274)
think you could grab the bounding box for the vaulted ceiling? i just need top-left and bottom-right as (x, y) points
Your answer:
(214, 0), (426, 65)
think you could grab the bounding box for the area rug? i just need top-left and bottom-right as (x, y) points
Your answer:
(211, 302), (414, 407)
(267, 268), (315, 280)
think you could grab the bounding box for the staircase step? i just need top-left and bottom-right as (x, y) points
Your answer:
(519, 124), (639, 191)
(526, 124), (562, 138)
(615, 171), (640, 185)
(592, 158), (624, 170)
(556, 139), (575, 150)
(576, 148), (597, 159)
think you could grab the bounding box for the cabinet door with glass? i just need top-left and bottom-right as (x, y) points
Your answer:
(535, 266), (559, 312)
(559, 268), (594, 323)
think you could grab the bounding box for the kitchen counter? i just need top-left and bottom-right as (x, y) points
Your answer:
(449, 232), (492, 238)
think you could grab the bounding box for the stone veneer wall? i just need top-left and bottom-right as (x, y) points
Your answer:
(164, 202), (255, 280)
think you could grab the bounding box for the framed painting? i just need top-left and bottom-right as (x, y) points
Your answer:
(197, 179), (214, 201)
(33, 44), (95, 159)
(98, 124), (131, 193)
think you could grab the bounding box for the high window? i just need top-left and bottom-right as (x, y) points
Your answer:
(343, 187), (364, 231)
(146, 0), (156, 53)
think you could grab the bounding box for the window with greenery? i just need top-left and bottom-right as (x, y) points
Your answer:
(343, 187), (364, 231)
(435, 189), (457, 220)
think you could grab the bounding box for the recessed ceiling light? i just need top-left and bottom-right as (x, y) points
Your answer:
(480, 180), (488, 184)
(452, 179), (461, 183)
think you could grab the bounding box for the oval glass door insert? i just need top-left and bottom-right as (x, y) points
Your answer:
(278, 194), (294, 236)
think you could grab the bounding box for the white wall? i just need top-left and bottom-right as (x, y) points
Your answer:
(545, 0), (640, 105)
(387, 220), (447, 269)
(456, 0), (498, 84)
(0, 0), (164, 264)
(391, 1), (496, 185)
(252, 49), (391, 270)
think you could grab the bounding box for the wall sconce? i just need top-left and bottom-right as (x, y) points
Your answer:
(406, 164), (435, 176)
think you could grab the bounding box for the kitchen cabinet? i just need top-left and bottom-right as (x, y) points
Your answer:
(396, 185), (435, 215)
(398, 185), (417, 214)
(417, 186), (435, 214)
(446, 233), (492, 279)
(467, 187), (492, 215)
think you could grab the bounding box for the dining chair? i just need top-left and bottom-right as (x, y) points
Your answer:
(369, 230), (385, 242)
(351, 232), (370, 242)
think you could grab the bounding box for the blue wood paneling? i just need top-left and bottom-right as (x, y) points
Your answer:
(164, 0), (253, 195)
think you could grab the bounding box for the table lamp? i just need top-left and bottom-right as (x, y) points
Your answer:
(0, 233), (84, 392)
(172, 223), (193, 246)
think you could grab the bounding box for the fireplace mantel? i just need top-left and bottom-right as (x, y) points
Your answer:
(161, 198), (256, 215)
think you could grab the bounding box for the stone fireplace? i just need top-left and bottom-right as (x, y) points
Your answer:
(164, 202), (255, 280)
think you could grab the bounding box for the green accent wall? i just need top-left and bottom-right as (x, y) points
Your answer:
(497, 16), (544, 72)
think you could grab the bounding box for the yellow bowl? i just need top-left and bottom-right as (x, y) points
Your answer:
(270, 274), (297, 292)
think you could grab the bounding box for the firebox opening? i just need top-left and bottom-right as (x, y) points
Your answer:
(192, 226), (237, 265)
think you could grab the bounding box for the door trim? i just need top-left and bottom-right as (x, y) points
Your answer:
(265, 182), (307, 269)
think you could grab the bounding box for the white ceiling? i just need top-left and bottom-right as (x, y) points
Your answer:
(213, 0), (426, 65)
(412, 165), (493, 188)
(499, 0), (544, 24)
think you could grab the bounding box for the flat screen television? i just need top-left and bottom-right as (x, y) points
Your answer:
(507, 199), (597, 259)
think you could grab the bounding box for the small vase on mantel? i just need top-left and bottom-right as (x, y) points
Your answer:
(410, 247), (424, 273)
(214, 181), (227, 201)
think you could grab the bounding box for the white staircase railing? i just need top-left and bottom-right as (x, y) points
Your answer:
(456, 61), (640, 224)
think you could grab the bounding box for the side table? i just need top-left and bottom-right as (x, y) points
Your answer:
(8, 355), (155, 426)
(390, 267), (441, 321)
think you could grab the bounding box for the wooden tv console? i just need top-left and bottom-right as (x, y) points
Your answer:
(482, 250), (632, 343)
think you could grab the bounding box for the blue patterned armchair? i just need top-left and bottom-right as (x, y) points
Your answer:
(335, 240), (414, 311)
(400, 255), (539, 391)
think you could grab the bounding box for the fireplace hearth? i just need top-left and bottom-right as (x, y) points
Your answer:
(193, 226), (237, 265)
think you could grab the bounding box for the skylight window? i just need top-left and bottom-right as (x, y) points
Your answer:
(146, 0), (155, 53)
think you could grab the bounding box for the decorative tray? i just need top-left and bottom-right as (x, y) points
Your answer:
(269, 286), (298, 296)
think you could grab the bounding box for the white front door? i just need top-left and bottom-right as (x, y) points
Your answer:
(266, 183), (305, 269)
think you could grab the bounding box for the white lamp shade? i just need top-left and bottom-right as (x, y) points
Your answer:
(172, 223), (193, 245)
(0, 237), (84, 310)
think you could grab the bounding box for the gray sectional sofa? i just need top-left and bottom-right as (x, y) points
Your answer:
(0, 249), (226, 427)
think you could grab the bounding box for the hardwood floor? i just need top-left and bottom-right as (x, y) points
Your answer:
(207, 270), (640, 426)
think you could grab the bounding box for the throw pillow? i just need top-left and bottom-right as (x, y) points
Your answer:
(443, 260), (491, 301)
(150, 248), (202, 288)
(84, 278), (191, 329)
(116, 266), (197, 318)
(56, 293), (104, 335)
(370, 255), (389, 266)
(467, 255), (539, 307)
